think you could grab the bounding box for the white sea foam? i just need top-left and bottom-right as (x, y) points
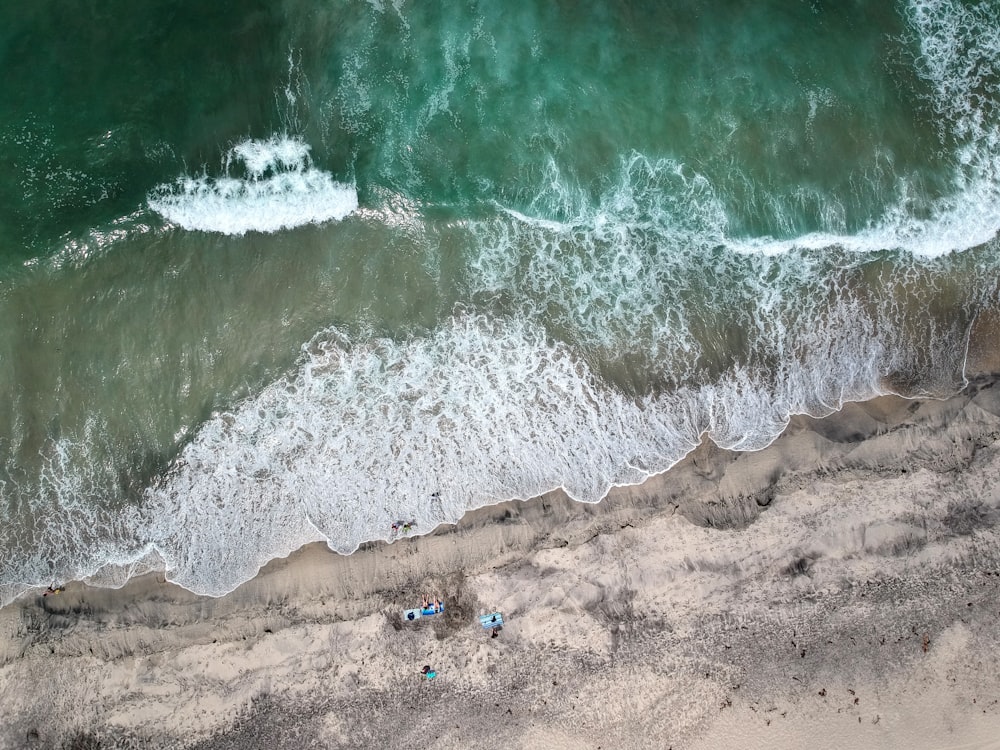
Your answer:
(727, 179), (1000, 257)
(148, 136), (358, 235)
(473, 154), (738, 362)
(128, 298), (932, 598)
(0, 417), (153, 607)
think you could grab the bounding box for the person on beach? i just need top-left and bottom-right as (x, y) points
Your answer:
(435, 598), (443, 613)
(43, 585), (63, 597)
(421, 665), (437, 679)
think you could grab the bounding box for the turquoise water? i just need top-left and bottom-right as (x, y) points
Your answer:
(0, 0), (998, 602)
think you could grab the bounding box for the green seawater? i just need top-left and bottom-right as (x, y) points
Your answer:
(0, 0), (997, 600)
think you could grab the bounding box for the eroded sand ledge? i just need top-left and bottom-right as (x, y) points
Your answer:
(3, 367), (1000, 748)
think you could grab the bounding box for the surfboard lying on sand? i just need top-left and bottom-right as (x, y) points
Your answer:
(479, 612), (504, 629)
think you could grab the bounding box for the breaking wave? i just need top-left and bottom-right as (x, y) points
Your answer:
(148, 136), (358, 235)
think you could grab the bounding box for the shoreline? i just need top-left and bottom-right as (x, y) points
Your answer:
(7, 373), (993, 627)
(3, 362), (1000, 747)
(6, 303), (999, 615)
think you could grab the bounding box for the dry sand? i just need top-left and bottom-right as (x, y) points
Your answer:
(4, 368), (1000, 748)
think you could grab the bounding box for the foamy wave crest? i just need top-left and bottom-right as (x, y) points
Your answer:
(742, 0), (1000, 257)
(727, 181), (1000, 257)
(751, 0), (1000, 257)
(144, 317), (675, 595)
(148, 136), (358, 235)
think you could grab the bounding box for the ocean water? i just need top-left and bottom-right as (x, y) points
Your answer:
(0, 0), (998, 603)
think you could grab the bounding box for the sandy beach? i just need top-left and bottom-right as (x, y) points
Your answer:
(5, 349), (1000, 748)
